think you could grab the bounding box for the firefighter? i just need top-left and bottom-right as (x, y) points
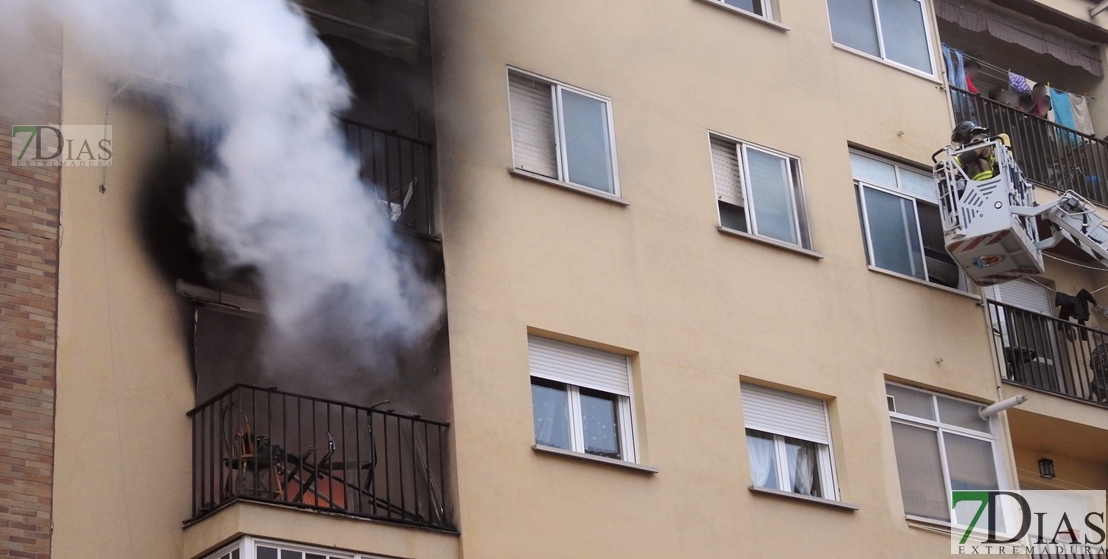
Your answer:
(950, 120), (997, 181)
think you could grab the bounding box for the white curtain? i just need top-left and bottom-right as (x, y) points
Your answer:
(792, 446), (815, 496)
(747, 436), (775, 488)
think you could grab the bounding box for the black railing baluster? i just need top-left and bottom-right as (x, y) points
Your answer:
(186, 384), (453, 528)
(986, 300), (1108, 408)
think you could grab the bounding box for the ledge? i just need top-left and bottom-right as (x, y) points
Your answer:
(831, 43), (941, 85)
(692, 0), (790, 31)
(532, 445), (659, 474)
(718, 226), (823, 259)
(748, 486), (859, 511)
(509, 169), (630, 206)
(867, 265), (980, 301)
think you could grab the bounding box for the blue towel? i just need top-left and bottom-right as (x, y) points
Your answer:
(1050, 87), (1082, 147)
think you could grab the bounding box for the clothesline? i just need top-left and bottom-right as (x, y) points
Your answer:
(949, 46), (1094, 101)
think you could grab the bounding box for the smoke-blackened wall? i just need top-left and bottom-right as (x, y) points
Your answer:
(37, 0), (449, 415)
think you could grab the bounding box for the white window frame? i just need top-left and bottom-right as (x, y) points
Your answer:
(203, 537), (391, 559)
(826, 0), (937, 78)
(885, 383), (1011, 527)
(741, 384), (840, 501)
(746, 428), (838, 500)
(507, 67), (621, 195)
(531, 377), (638, 462)
(853, 151), (968, 291)
(710, 132), (811, 249)
(710, 0), (776, 20)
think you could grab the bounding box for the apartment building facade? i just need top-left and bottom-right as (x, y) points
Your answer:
(2, 0), (1108, 557)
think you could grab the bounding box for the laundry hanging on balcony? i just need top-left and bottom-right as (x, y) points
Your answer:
(934, 0), (1103, 77)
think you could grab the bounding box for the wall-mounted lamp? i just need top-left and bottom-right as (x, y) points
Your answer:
(978, 394), (1030, 419)
(1039, 458), (1056, 479)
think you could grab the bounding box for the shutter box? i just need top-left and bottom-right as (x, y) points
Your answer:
(741, 383), (829, 444)
(527, 336), (630, 396)
(988, 279), (1051, 314)
(508, 72), (559, 179)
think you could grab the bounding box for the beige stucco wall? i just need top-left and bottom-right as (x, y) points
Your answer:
(51, 32), (196, 559)
(428, 0), (1033, 557)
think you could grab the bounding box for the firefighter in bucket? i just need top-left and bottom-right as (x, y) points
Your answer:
(949, 120), (1011, 182)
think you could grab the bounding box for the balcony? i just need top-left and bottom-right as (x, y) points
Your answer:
(949, 87), (1108, 205)
(342, 119), (437, 239)
(987, 299), (1108, 408)
(188, 384), (453, 531)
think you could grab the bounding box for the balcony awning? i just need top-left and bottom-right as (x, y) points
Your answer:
(934, 0), (1103, 77)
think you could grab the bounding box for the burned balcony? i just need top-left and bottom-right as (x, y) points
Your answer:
(949, 88), (1108, 205)
(188, 384), (453, 530)
(987, 299), (1108, 408)
(342, 119), (437, 239)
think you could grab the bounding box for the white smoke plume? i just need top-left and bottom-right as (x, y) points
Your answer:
(28, 0), (444, 386)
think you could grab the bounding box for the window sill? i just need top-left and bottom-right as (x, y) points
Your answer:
(748, 486), (859, 511)
(718, 226), (823, 260)
(831, 43), (940, 85)
(692, 0), (790, 31)
(867, 266), (980, 301)
(532, 445), (659, 474)
(509, 168), (630, 206)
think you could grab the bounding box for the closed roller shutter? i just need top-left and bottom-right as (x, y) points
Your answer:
(710, 135), (744, 207)
(741, 383), (829, 444)
(988, 279), (1051, 314)
(508, 72), (558, 178)
(528, 336), (630, 396)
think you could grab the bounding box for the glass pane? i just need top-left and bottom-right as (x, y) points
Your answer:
(719, 201), (748, 232)
(281, 551), (303, 559)
(723, 0), (764, 16)
(746, 429), (779, 490)
(851, 153), (897, 189)
(898, 167), (937, 201)
(885, 384), (935, 419)
(863, 187), (925, 279)
(561, 90), (614, 193)
(945, 433), (1000, 526)
(747, 148), (798, 244)
(784, 437), (824, 498)
(531, 380), (571, 450)
(231, 551), (239, 559)
(937, 396), (989, 432)
(891, 422), (949, 521)
(580, 388), (622, 459)
(877, 0), (932, 73)
(306, 555), (326, 559)
(828, 0), (880, 56)
(257, 548), (279, 559)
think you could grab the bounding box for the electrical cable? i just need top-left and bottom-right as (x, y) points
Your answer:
(96, 94), (137, 559)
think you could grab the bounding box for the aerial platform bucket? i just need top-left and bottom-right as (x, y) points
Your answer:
(934, 139), (1044, 286)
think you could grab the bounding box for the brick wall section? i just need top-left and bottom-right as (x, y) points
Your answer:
(0, 25), (63, 559)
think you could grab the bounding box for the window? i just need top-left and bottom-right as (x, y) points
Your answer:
(853, 151), (966, 290)
(528, 336), (637, 462)
(710, 134), (812, 248)
(715, 0), (774, 19)
(827, 0), (934, 74)
(508, 69), (618, 194)
(203, 538), (357, 559)
(741, 383), (837, 500)
(886, 383), (1005, 524)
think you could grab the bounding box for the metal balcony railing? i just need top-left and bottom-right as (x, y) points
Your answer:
(950, 87), (1108, 205)
(340, 120), (437, 239)
(987, 300), (1108, 408)
(188, 384), (453, 530)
